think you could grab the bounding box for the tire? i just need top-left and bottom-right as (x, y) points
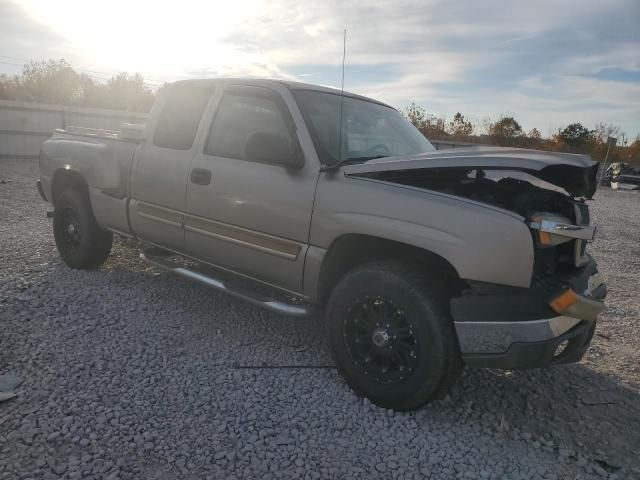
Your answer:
(326, 261), (462, 411)
(53, 189), (112, 269)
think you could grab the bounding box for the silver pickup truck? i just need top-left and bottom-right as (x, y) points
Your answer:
(38, 78), (606, 410)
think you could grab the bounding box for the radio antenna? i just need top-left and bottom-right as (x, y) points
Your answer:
(337, 28), (347, 164)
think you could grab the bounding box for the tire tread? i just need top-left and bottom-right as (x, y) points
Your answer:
(326, 260), (463, 411)
(53, 189), (112, 269)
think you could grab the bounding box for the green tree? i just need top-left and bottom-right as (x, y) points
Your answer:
(625, 137), (640, 165)
(488, 116), (523, 139)
(559, 123), (594, 148)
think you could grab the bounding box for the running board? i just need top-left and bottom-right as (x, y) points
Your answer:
(139, 251), (318, 318)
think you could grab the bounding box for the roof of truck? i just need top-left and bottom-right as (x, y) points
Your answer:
(169, 77), (394, 109)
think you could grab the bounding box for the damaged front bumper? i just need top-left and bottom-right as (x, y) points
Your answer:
(452, 259), (606, 369)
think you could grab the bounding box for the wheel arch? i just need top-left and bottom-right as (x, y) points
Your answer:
(50, 168), (89, 207)
(315, 234), (462, 305)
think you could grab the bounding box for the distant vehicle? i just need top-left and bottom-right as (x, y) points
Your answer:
(37, 79), (606, 410)
(602, 162), (640, 190)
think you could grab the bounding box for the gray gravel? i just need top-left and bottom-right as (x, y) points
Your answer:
(1, 157), (639, 480)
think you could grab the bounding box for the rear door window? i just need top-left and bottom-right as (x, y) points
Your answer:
(153, 84), (212, 150)
(205, 87), (293, 162)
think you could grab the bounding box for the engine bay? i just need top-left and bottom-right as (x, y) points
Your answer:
(359, 167), (579, 220)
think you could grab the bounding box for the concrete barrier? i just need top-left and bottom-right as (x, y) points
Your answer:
(0, 99), (477, 158)
(0, 99), (147, 159)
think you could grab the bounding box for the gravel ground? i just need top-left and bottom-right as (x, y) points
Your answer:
(1, 157), (639, 480)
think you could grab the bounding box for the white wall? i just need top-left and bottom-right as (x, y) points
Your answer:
(0, 99), (147, 158)
(0, 98), (475, 158)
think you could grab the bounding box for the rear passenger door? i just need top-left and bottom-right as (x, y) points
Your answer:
(184, 84), (318, 294)
(130, 83), (213, 251)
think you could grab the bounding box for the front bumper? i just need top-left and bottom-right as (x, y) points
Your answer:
(457, 315), (598, 369)
(452, 263), (606, 369)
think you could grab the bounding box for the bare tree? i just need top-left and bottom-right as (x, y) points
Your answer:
(527, 128), (542, 140)
(403, 102), (427, 130)
(593, 122), (622, 145)
(447, 112), (473, 137)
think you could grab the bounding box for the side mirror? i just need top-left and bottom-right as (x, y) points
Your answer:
(245, 132), (303, 169)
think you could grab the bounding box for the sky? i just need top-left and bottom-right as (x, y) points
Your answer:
(1, 0), (639, 139)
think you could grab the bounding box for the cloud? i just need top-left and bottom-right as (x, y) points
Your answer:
(0, 1), (74, 69)
(214, 0), (640, 133)
(2, 0), (639, 135)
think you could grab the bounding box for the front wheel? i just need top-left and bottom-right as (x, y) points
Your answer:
(53, 189), (112, 269)
(326, 261), (462, 411)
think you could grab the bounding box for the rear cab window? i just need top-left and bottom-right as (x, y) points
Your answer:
(153, 84), (213, 150)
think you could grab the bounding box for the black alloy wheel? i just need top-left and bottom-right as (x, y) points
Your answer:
(58, 207), (83, 255)
(53, 189), (113, 269)
(326, 261), (463, 410)
(344, 296), (419, 384)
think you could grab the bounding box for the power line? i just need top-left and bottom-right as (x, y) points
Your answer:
(0, 55), (165, 86)
(0, 60), (23, 68)
(0, 54), (165, 84)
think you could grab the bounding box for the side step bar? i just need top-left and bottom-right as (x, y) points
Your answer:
(139, 251), (318, 318)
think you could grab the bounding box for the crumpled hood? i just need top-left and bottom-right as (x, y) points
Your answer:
(343, 146), (600, 198)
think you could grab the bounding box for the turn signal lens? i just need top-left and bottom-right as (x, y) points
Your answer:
(550, 290), (577, 313)
(531, 215), (552, 246)
(538, 230), (552, 245)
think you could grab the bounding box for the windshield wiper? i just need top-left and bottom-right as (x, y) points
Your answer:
(320, 155), (389, 171)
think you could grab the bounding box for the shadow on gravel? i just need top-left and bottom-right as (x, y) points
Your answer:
(443, 363), (640, 473)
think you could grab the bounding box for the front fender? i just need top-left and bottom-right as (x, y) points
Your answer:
(311, 174), (535, 288)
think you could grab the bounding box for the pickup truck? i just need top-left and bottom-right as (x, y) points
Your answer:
(38, 78), (607, 411)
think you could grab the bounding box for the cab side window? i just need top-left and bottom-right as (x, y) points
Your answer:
(205, 88), (294, 163)
(153, 84), (212, 150)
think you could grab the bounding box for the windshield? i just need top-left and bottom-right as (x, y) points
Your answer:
(293, 90), (435, 165)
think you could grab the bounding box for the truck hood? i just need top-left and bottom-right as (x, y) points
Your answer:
(343, 146), (600, 198)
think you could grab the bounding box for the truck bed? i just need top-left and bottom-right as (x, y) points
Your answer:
(40, 124), (145, 237)
(55, 123), (144, 143)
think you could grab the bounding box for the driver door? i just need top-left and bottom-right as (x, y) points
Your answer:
(184, 84), (318, 293)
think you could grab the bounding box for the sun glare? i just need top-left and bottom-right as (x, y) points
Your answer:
(20, 0), (265, 80)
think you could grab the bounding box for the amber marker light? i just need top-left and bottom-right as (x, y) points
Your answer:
(538, 230), (552, 245)
(550, 290), (578, 313)
(531, 215), (552, 246)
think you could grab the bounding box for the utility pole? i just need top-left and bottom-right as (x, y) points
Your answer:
(599, 136), (617, 186)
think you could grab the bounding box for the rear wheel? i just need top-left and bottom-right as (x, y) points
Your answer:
(53, 189), (112, 269)
(326, 261), (462, 411)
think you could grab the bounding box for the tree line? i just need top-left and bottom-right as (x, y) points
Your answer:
(1, 59), (637, 164)
(403, 103), (640, 165)
(0, 59), (154, 112)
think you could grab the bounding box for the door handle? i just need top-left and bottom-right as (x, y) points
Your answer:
(190, 168), (212, 185)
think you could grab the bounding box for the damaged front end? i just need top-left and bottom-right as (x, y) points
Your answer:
(345, 146), (606, 369)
